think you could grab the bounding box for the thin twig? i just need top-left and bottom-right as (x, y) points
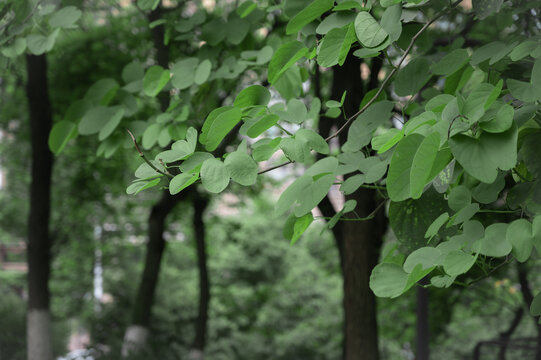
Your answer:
(277, 123), (294, 136)
(257, 160), (292, 175)
(127, 129), (174, 179)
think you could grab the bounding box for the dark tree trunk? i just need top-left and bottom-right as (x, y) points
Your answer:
(122, 8), (176, 355)
(122, 191), (181, 355)
(25, 54), (54, 360)
(317, 55), (386, 360)
(517, 263), (541, 360)
(342, 188), (385, 360)
(416, 278), (430, 360)
(190, 196), (210, 360)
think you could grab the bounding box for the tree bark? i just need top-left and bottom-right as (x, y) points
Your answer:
(189, 195), (210, 360)
(122, 191), (181, 356)
(416, 278), (430, 360)
(122, 7), (177, 356)
(322, 55), (386, 360)
(25, 54), (54, 360)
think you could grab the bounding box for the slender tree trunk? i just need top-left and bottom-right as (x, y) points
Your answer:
(122, 7), (177, 356)
(416, 278), (430, 360)
(189, 196), (210, 360)
(25, 54), (54, 360)
(517, 263), (541, 360)
(122, 191), (181, 356)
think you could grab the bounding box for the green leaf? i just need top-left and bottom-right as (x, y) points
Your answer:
(253, 138), (282, 161)
(389, 188), (450, 250)
(194, 59), (212, 85)
(280, 137), (312, 163)
(316, 11), (357, 34)
(448, 185), (472, 212)
(201, 18), (227, 45)
(49, 6), (82, 28)
(506, 219), (533, 262)
(317, 23), (357, 67)
(479, 103), (514, 133)
(78, 106), (124, 136)
(510, 41), (538, 61)
(354, 11), (388, 48)
(474, 223), (512, 257)
(204, 107), (242, 151)
(276, 175), (313, 216)
(179, 152), (214, 173)
(472, 174), (505, 204)
(380, 5), (402, 42)
(449, 125), (517, 184)
(471, 41), (506, 65)
(127, 178), (161, 195)
(237, 1), (257, 17)
(291, 213), (314, 245)
(410, 132), (442, 199)
(463, 82), (502, 122)
(394, 57), (431, 96)
(143, 66), (170, 97)
(246, 114), (279, 138)
(343, 101), (394, 152)
(48, 121), (77, 155)
(443, 250), (477, 276)
(286, 0), (334, 35)
(26, 28), (60, 55)
(137, 0), (160, 10)
(122, 61), (145, 83)
(372, 128), (404, 153)
(85, 78), (119, 106)
(387, 134), (424, 201)
(169, 173), (198, 195)
(234, 85), (271, 108)
(1, 37), (26, 58)
(507, 79), (541, 103)
(224, 151), (258, 186)
(531, 292), (541, 320)
(403, 247), (441, 273)
(171, 58), (199, 90)
(226, 17), (249, 45)
(98, 107), (125, 141)
(200, 106), (232, 144)
(142, 123), (161, 150)
(340, 174), (365, 195)
(424, 212), (449, 240)
(370, 263), (408, 298)
(200, 158), (230, 193)
(296, 129), (329, 154)
(268, 41), (309, 84)
(449, 203), (480, 226)
(294, 174), (336, 217)
(431, 49), (469, 76)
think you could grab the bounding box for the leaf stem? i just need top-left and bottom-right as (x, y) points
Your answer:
(126, 129), (174, 179)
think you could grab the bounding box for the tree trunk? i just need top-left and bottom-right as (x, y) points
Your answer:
(189, 195), (210, 360)
(517, 263), (541, 360)
(122, 191), (181, 356)
(342, 188), (385, 360)
(325, 55), (386, 360)
(416, 278), (430, 360)
(122, 7), (176, 356)
(25, 54), (54, 360)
